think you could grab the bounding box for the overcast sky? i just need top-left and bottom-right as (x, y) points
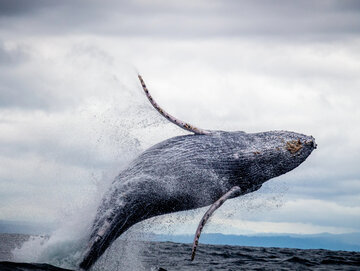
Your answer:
(0, 0), (359, 238)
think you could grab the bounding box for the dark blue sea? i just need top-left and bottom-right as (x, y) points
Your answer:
(1, 233), (359, 271)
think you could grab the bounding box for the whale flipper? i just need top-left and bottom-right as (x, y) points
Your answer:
(138, 75), (210, 135)
(191, 186), (242, 261)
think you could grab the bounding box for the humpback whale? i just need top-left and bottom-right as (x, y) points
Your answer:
(79, 75), (316, 270)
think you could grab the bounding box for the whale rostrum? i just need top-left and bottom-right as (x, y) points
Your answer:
(79, 75), (316, 270)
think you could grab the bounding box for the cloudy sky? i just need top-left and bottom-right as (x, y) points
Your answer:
(0, 0), (359, 238)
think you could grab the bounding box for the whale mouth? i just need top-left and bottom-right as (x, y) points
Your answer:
(305, 136), (317, 150)
(310, 139), (317, 149)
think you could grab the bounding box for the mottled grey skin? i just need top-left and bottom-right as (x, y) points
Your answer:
(79, 130), (316, 270)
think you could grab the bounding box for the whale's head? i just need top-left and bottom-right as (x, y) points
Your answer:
(219, 130), (317, 188)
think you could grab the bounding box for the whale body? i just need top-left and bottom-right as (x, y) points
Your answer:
(79, 130), (316, 269)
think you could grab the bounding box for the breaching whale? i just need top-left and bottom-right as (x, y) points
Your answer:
(79, 75), (316, 270)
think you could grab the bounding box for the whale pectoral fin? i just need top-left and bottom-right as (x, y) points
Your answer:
(191, 186), (241, 261)
(137, 74), (211, 135)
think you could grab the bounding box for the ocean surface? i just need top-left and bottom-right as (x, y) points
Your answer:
(1, 233), (359, 271)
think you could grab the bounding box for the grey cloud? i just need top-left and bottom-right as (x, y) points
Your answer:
(269, 176), (360, 206)
(0, 0), (359, 39)
(0, 81), (52, 110)
(0, 43), (113, 111)
(258, 198), (360, 229)
(0, 0), (56, 16)
(0, 43), (56, 110)
(0, 42), (28, 65)
(0, 69), (73, 110)
(0, 128), (140, 171)
(226, 185), (360, 230)
(0, 138), (104, 170)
